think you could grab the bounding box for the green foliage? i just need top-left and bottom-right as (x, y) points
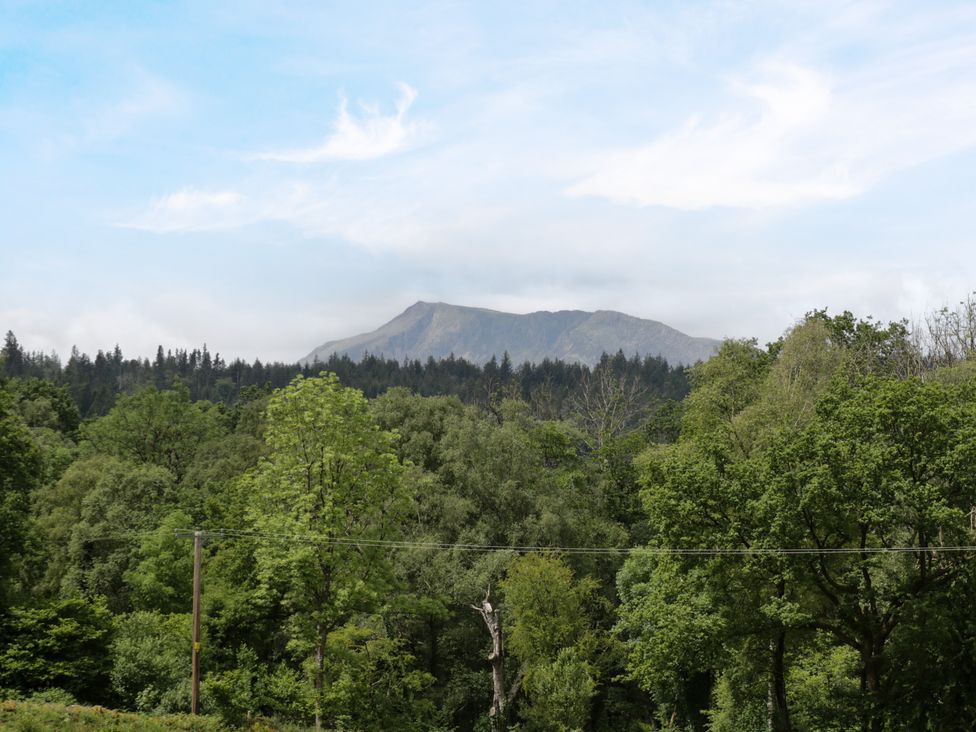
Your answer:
(181, 433), (266, 521)
(5, 329), (689, 422)
(807, 309), (918, 377)
(519, 646), (597, 732)
(247, 372), (406, 629)
(321, 622), (442, 732)
(0, 700), (227, 731)
(24, 687), (79, 704)
(8, 313), (976, 731)
(502, 555), (594, 665)
(616, 557), (725, 706)
(708, 640), (860, 732)
(786, 638), (859, 732)
(125, 511), (194, 613)
(33, 455), (178, 610)
(621, 315), (976, 730)
(8, 377), (81, 436)
(640, 398), (684, 444)
(81, 384), (226, 482)
(680, 338), (771, 456)
(1, 331), (25, 377)
(196, 532), (289, 682)
(502, 555), (602, 731)
(0, 598), (112, 702)
(707, 665), (768, 732)
(374, 389), (630, 729)
(879, 567), (976, 730)
(243, 372), (410, 722)
(0, 387), (42, 605)
(110, 611), (191, 713)
(371, 387), (466, 472)
(434, 401), (626, 556)
(203, 646), (310, 727)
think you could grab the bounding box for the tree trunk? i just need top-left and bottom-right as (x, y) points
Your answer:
(767, 580), (792, 732)
(768, 632), (792, 732)
(314, 621), (325, 732)
(861, 642), (884, 732)
(472, 588), (506, 732)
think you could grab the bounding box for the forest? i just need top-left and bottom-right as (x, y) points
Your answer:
(2, 301), (976, 732)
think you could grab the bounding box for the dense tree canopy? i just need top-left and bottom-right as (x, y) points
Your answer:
(2, 306), (976, 731)
(618, 316), (976, 732)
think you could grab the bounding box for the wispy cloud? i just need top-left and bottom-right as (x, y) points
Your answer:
(120, 188), (247, 233)
(256, 83), (420, 163)
(568, 65), (858, 209)
(568, 33), (976, 210)
(120, 175), (438, 249)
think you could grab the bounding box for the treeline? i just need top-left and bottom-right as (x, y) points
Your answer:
(2, 301), (976, 731)
(0, 331), (689, 420)
(0, 351), (667, 730)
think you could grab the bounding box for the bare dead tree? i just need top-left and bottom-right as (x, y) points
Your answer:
(471, 586), (506, 732)
(922, 292), (976, 367)
(572, 363), (648, 447)
(528, 376), (562, 421)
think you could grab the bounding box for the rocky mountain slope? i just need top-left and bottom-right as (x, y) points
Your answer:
(303, 301), (720, 367)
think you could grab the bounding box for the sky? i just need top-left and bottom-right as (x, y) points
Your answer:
(2, 0), (976, 363)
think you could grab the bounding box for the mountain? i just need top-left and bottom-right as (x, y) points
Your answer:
(303, 302), (720, 368)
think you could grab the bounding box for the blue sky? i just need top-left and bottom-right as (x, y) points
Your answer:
(2, 1), (976, 362)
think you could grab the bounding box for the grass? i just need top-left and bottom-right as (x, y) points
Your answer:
(0, 700), (229, 731)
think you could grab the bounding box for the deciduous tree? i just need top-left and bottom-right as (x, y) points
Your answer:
(243, 373), (408, 729)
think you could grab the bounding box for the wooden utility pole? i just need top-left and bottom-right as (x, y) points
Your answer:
(191, 530), (202, 714)
(176, 529), (223, 715)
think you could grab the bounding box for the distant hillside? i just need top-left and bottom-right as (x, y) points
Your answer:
(303, 302), (720, 367)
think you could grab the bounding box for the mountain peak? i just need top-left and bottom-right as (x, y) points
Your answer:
(303, 302), (719, 367)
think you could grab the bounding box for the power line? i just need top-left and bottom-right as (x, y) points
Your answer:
(171, 527), (976, 557)
(78, 530), (160, 543)
(67, 527), (976, 557)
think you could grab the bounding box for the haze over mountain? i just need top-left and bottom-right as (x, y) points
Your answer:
(303, 302), (720, 367)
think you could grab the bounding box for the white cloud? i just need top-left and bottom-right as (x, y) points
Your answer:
(118, 179), (427, 245)
(119, 188), (248, 233)
(160, 189), (243, 211)
(569, 65), (858, 209)
(1, 303), (179, 360)
(0, 293), (279, 363)
(256, 83), (420, 163)
(568, 36), (976, 209)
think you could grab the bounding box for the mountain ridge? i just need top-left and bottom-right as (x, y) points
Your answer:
(303, 301), (720, 367)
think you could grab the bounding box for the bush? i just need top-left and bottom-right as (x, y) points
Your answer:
(111, 611), (192, 713)
(0, 700), (227, 731)
(203, 646), (310, 726)
(0, 598), (111, 702)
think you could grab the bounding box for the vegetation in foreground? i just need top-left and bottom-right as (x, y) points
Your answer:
(2, 297), (976, 731)
(0, 699), (224, 731)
